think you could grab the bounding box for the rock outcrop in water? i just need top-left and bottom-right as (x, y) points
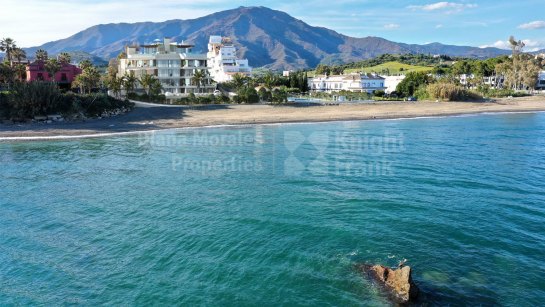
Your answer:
(358, 264), (419, 304)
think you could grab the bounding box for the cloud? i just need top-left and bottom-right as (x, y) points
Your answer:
(518, 21), (545, 30)
(435, 24), (444, 28)
(480, 39), (545, 51)
(408, 2), (477, 13)
(384, 23), (400, 29)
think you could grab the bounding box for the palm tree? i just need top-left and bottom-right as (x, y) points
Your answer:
(0, 38), (17, 65)
(13, 63), (26, 81)
(57, 52), (71, 64)
(35, 49), (48, 61)
(263, 72), (277, 91)
(191, 69), (206, 94)
(45, 59), (61, 83)
(231, 73), (247, 91)
(11, 48), (26, 63)
(123, 72), (138, 95)
(107, 75), (123, 98)
(78, 59), (92, 70)
(0, 62), (15, 85)
(139, 72), (156, 95)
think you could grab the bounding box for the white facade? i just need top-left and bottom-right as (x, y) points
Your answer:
(207, 36), (252, 83)
(118, 38), (214, 96)
(383, 75), (405, 94)
(537, 71), (545, 90)
(309, 73), (386, 93)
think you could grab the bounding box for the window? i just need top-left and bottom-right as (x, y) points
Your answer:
(61, 73), (67, 82)
(37, 73), (43, 81)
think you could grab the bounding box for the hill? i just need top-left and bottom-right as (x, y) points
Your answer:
(344, 61), (433, 75)
(24, 6), (511, 70)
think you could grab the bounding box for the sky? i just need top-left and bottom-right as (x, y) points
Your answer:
(1, 0), (544, 51)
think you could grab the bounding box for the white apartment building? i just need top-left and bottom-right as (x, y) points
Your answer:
(207, 36), (252, 83)
(118, 38), (214, 96)
(309, 73), (386, 93)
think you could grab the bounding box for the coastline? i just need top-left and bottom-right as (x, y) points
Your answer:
(1, 96), (544, 141)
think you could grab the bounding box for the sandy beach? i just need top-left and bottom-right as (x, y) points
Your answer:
(1, 96), (544, 140)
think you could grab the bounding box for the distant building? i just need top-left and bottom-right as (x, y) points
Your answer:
(117, 38), (214, 96)
(207, 36), (252, 83)
(383, 75), (405, 94)
(26, 60), (82, 85)
(308, 73), (386, 93)
(537, 71), (545, 90)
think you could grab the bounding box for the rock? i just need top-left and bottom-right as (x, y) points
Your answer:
(358, 264), (419, 304)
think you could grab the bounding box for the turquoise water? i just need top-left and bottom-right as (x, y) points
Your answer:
(1, 113), (545, 306)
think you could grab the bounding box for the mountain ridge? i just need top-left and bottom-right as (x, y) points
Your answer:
(24, 6), (511, 69)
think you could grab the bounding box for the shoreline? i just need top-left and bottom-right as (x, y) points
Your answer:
(1, 97), (544, 141)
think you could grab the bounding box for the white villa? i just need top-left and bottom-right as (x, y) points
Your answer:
(117, 38), (215, 96)
(207, 36), (252, 83)
(309, 73), (386, 93)
(383, 75), (406, 94)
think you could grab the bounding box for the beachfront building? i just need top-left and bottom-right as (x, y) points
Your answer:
(117, 38), (214, 96)
(26, 60), (82, 88)
(207, 36), (252, 83)
(309, 73), (386, 93)
(383, 75), (405, 94)
(537, 71), (545, 90)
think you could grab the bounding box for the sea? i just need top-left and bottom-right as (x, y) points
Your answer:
(1, 112), (544, 305)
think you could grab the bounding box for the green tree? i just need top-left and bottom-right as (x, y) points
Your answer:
(139, 72), (156, 95)
(11, 48), (26, 63)
(45, 59), (61, 80)
(150, 78), (163, 96)
(35, 49), (48, 61)
(78, 59), (93, 70)
(263, 72), (277, 91)
(236, 87), (259, 104)
(105, 75), (123, 98)
(396, 71), (433, 97)
(191, 69), (206, 94)
(123, 72), (138, 95)
(0, 38), (17, 65)
(73, 65), (100, 94)
(13, 63), (26, 81)
(231, 73), (247, 91)
(315, 64), (331, 76)
(58, 52), (71, 64)
(0, 62), (16, 85)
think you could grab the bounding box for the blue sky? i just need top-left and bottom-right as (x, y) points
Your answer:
(1, 0), (544, 50)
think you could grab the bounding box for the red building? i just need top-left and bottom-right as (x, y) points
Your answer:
(26, 60), (82, 85)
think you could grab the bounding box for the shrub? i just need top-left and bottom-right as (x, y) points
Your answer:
(272, 88), (288, 103)
(477, 86), (529, 98)
(235, 87), (260, 104)
(396, 71), (433, 97)
(373, 90), (385, 97)
(427, 83), (483, 101)
(258, 87), (272, 102)
(0, 83), (133, 120)
(8, 81), (62, 118)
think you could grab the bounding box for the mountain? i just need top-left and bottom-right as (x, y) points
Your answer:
(24, 6), (511, 70)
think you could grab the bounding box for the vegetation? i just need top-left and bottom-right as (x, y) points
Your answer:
(345, 61), (433, 75)
(426, 83), (482, 101)
(73, 63), (101, 94)
(0, 81), (133, 120)
(396, 71), (433, 97)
